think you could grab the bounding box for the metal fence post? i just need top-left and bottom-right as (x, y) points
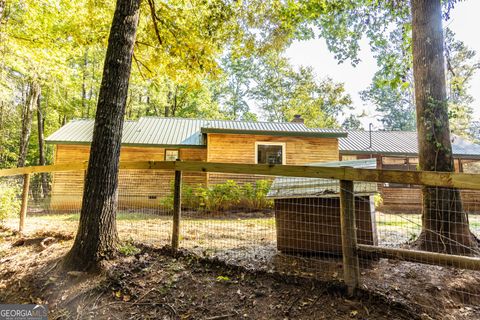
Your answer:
(19, 173), (30, 234)
(340, 179), (360, 296)
(171, 168), (182, 252)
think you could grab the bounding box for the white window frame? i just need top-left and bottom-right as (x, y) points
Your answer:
(255, 142), (286, 165)
(165, 149), (180, 161)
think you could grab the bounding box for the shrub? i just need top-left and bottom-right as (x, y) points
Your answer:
(0, 181), (21, 222)
(160, 183), (204, 211)
(160, 179), (273, 213)
(202, 180), (241, 212)
(239, 180), (273, 210)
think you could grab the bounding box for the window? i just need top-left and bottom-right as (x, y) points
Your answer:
(165, 149), (179, 161)
(342, 155), (357, 161)
(255, 142), (285, 165)
(382, 156), (419, 188)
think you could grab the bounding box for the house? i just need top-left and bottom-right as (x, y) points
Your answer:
(267, 159), (378, 255)
(46, 116), (346, 210)
(46, 118), (480, 213)
(338, 131), (480, 213)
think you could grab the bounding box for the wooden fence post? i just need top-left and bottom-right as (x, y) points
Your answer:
(171, 169), (182, 252)
(340, 179), (360, 296)
(19, 173), (30, 234)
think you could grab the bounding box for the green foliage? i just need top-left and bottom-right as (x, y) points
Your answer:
(373, 193), (383, 209)
(250, 52), (352, 126)
(342, 114), (364, 130)
(216, 275), (230, 282)
(444, 29), (480, 139)
(161, 179), (273, 213)
(0, 181), (21, 221)
(1, 0), (290, 169)
(118, 241), (141, 256)
(239, 180), (273, 211)
(360, 27), (479, 134)
(200, 180), (242, 212)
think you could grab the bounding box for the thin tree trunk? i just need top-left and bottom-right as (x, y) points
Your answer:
(64, 0), (141, 271)
(411, 0), (478, 255)
(37, 95), (49, 197)
(81, 49), (88, 118)
(0, 100), (4, 165)
(87, 55), (96, 118)
(17, 82), (40, 168)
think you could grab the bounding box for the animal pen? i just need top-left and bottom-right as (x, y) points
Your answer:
(2, 160), (480, 317)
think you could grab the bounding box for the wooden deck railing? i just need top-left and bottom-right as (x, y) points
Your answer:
(2, 160), (480, 295)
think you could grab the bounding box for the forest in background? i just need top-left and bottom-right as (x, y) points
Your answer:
(0, 0), (479, 170)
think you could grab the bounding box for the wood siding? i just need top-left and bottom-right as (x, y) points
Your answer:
(51, 144), (207, 210)
(207, 134), (339, 164)
(207, 133), (339, 185)
(378, 186), (480, 214)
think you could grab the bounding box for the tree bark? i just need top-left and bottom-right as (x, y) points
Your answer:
(411, 0), (478, 255)
(37, 95), (49, 197)
(64, 0), (141, 271)
(17, 82), (40, 168)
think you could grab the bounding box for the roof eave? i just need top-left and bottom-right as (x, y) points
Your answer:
(201, 128), (347, 138)
(340, 149), (480, 159)
(45, 140), (206, 149)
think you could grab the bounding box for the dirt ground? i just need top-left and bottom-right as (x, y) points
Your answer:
(6, 212), (480, 251)
(0, 228), (417, 320)
(2, 213), (480, 319)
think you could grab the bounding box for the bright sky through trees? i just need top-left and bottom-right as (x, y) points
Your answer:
(286, 0), (480, 129)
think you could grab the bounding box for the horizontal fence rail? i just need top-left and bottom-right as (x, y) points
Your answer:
(2, 160), (480, 190)
(357, 244), (480, 271)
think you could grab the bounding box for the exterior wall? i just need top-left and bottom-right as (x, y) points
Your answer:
(207, 134), (339, 164)
(207, 133), (339, 185)
(50, 144), (207, 210)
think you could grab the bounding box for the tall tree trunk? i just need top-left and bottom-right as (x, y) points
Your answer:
(37, 95), (49, 197)
(0, 101), (4, 165)
(17, 82), (40, 167)
(64, 0), (141, 271)
(411, 0), (478, 255)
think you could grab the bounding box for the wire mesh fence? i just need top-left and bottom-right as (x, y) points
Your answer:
(2, 162), (480, 317)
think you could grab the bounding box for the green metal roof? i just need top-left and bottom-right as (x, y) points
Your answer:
(339, 131), (480, 159)
(46, 117), (347, 146)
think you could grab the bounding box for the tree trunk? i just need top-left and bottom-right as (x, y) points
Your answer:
(17, 82), (40, 168)
(64, 0), (141, 271)
(411, 0), (478, 255)
(81, 49), (88, 118)
(37, 95), (49, 197)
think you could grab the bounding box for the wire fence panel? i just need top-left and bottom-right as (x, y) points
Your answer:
(2, 163), (480, 317)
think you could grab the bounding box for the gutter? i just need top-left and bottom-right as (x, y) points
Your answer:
(200, 128), (347, 138)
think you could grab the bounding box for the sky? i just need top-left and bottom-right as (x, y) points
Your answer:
(285, 0), (480, 130)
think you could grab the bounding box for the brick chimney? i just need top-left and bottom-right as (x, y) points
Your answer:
(291, 114), (304, 124)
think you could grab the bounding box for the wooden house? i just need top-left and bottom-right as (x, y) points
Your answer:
(339, 131), (480, 213)
(46, 116), (346, 210)
(267, 159), (378, 255)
